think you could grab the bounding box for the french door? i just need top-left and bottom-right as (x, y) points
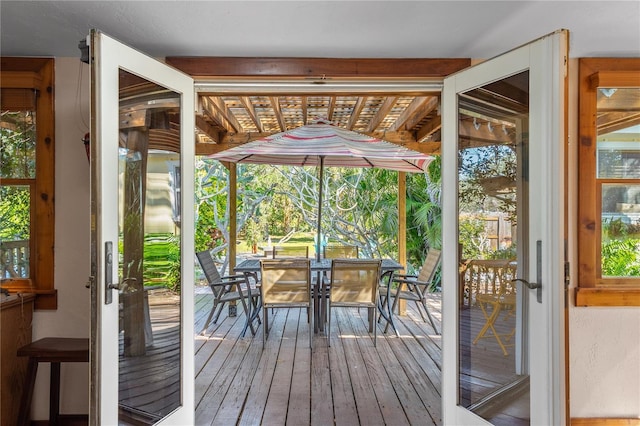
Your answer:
(441, 31), (568, 424)
(89, 30), (195, 424)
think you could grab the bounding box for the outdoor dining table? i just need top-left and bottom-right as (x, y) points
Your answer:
(234, 258), (404, 335)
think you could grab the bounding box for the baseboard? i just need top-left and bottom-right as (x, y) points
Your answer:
(571, 419), (640, 426)
(31, 414), (88, 426)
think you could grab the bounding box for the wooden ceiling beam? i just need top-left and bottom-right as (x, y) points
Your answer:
(598, 112), (640, 135)
(195, 115), (223, 144)
(458, 118), (514, 146)
(166, 57), (471, 78)
(347, 96), (366, 130)
(368, 130), (417, 144)
(199, 96), (233, 133)
(222, 132), (275, 144)
(301, 96), (308, 125)
(270, 96), (286, 132)
(416, 115), (442, 142)
(203, 96), (242, 133)
(398, 141), (441, 155)
(366, 96), (397, 133)
(327, 96), (335, 122)
(393, 96), (439, 131)
(239, 96), (264, 132)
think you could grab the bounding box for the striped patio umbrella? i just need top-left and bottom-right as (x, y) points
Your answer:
(210, 119), (434, 260)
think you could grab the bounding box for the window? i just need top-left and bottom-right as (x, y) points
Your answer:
(577, 58), (640, 306)
(1, 58), (56, 309)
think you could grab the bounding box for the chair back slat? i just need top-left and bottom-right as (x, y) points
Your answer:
(196, 251), (224, 297)
(273, 245), (309, 259)
(260, 259), (311, 305)
(330, 259), (381, 305)
(417, 249), (441, 283)
(324, 245), (359, 259)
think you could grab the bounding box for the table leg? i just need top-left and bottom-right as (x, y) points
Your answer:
(378, 271), (399, 336)
(50, 362), (61, 426)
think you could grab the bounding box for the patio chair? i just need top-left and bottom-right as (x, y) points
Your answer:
(260, 259), (313, 349)
(323, 244), (359, 259)
(472, 260), (517, 356)
(382, 249), (441, 335)
(327, 259), (381, 347)
(272, 245), (309, 258)
(196, 250), (260, 336)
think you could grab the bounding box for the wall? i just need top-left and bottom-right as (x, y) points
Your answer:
(567, 58), (640, 419)
(30, 57), (91, 420)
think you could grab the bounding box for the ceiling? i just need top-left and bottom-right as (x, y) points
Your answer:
(1, 1), (638, 59)
(2, 1), (639, 155)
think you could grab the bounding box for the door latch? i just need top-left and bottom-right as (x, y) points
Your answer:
(511, 240), (543, 303)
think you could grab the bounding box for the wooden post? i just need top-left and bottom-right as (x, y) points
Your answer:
(398, 172), (407, 315)
(228, 163), (237, 316)
(122, 129), (149, 357)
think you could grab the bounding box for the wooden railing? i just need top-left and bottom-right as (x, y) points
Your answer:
(1, 240), (30, 278)
(460, 259), (516, 307)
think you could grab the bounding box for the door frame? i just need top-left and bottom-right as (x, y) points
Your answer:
(441, 30), (568, 425)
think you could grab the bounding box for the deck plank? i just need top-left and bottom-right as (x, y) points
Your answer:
(327, 312), (360, 426)
(334, 308), (385, 426)
(194, 313), (252, 425)
(345, 308), (410, 426)
(261, 309), (299, 426)
(288, 309), (314, 426)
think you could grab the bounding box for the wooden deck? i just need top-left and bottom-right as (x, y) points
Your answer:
(194, 288), (444, 426)
(119, 287), (526, 425)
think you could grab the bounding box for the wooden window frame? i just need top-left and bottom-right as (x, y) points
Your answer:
(1, 57), (56, 309)
(576, 58), (640, 307)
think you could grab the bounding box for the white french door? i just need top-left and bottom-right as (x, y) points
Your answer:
(89, 30), (195, 425)
(441, 31), (567, 425)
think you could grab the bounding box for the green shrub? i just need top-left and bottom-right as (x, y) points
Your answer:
(601, 238), (640, 277)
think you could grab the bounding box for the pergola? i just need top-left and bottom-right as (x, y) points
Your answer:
(166, 57), (476, 272)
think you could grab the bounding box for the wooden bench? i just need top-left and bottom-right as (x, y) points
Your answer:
(17, 337), (89, 426)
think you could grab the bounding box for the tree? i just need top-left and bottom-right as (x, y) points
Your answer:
(195, 159), (275, 272)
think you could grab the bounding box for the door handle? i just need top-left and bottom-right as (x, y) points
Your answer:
(512, 278), (541, 290)
(108, 277), (137, 291)
(511, 240), (543, 303)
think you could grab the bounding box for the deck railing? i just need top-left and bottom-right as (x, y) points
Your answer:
(1, 240), (30, 278)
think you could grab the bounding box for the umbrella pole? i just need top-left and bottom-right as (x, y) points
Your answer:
(316, 156), (325, 262)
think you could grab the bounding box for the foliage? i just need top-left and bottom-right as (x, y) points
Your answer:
(406, 156), (442, 262)
(1, 111), (36, 242)
(0, 186), (30, 240)
(1, 111), (36, 179)
(458, 216), (487, 259)
(601, 238), (640, 277)
(458, 144), (517, 222)
(141, 234), (181, 291)
(603, 217), (640, 240)
(194, 159), (276, 271)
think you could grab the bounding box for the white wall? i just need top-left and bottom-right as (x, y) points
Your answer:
(30, 57), (91, 420)
(567, 58), (640, 419)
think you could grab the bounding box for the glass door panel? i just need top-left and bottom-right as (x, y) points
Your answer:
(117, 70), (182, 423)
(457, 71), (529, 423)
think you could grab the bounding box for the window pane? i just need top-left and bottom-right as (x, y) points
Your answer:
(0, 110), (37, 179)
(601, 183), (640, 277)
(0, 185), (31, 278)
